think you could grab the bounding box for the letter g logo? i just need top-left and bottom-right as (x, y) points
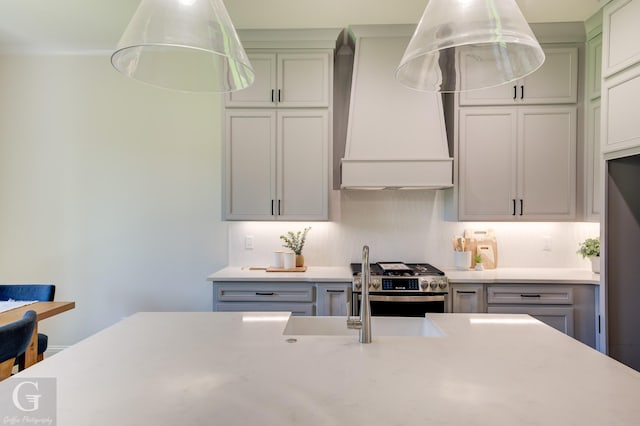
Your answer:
(12, 381), (42, 412)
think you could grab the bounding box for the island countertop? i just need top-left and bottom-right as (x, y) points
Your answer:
(9, 312), (640, 425)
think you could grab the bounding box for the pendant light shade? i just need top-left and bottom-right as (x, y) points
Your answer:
(395, 0), (545, 92)
(111, 0), (254, 93)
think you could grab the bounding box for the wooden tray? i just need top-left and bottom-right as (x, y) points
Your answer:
(266, 266), (307, 272)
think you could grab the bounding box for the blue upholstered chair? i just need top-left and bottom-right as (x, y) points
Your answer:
(0, 284), (56, 369)
(0, 310), (37, 380)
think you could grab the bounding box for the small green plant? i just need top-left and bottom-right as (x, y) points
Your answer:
(474, 254), (483, 264)
(280, 227), (311, 255)
(577, 237), (600, 258)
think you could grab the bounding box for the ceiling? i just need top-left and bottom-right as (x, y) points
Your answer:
(0, 0), (602, 53)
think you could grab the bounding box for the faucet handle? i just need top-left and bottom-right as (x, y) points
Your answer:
(347, 317), (362, 329)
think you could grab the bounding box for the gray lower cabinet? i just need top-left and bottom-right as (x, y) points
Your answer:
(486, 285), (596, 348)
(451, 284), (485, 313)
(316, 283), (351, 316)
(213, 282), (315, 316)
(212, 281), (353, 316)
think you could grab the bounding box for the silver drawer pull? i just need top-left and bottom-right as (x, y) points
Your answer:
(255, 292), (275, 296)
(520, 294), (541, 298)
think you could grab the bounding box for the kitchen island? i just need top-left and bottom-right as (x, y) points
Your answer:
(6, 312), (640, 425)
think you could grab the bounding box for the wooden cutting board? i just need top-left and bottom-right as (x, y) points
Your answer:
(266, 266), (307, 272)
(247, 266), (308, 272)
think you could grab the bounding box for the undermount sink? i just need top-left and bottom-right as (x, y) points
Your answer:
(283, 316), (444, 337)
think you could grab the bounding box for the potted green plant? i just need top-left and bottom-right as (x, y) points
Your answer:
(280, 227), (311, 267)
(577, 237), (600, 274)
(474, 254), (484, 271)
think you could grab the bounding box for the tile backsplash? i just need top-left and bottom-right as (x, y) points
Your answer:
(228, 190), (599, 269)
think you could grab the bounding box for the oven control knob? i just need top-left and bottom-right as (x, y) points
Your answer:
(354, 278), (362, 290)
(420, 279), (429, 290)
(371, 279), (381, 290)
(429, 280), (438, 289)
(438, 281), (447, 290)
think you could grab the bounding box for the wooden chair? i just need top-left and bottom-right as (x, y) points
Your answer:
(0, 284), (55, 368)
(0, 310), (37, 380)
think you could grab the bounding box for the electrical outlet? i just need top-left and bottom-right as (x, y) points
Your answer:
(244, 235), (254, 250)
(543, 236), (552, 251)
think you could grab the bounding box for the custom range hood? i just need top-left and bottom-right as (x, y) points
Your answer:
(337, 25), (453, 189)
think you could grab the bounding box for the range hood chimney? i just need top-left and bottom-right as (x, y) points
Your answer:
(337, 25), (453, 190)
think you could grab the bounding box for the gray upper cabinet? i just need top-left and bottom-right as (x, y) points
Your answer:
(602, 0), (640, 78)
(224, 109), (329, 221)
(459, 47), (579, 106)
(222, 29), (339, 221)
(601, 0), (640, 156)
(225, 51), (331, 108)
(584, 11), (603, 221)
(457, 106), (577, 220)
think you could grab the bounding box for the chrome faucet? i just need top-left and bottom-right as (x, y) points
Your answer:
(347, 245), (372, 343)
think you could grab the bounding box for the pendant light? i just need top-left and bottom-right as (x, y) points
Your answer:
(111, 0), (254, 93)
(395, 0), (545, 92)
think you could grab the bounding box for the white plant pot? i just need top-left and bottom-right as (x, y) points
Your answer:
(590, 256), (600, 274)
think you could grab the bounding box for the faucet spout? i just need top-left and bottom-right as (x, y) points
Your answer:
(347, 245), (372, 343)
(360, 245), (372, 343)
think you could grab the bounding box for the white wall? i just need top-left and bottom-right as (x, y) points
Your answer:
(0, 53), (228, 345)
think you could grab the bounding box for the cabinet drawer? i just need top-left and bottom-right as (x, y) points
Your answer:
(215, 283), (314, 303)
(216, 302), (315, 316)
(487, 286), (573, 305)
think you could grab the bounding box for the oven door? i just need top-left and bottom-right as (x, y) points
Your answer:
(352, 292), (448, 317)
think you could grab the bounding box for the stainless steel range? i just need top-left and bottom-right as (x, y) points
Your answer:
(350, 262), (449, 316)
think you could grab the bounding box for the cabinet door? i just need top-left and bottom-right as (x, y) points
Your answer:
(225, 53), (277, 107)
(224, 110), (277, 220)
(451, 284), (485, 313)
(459, 47), (578, 105)
(458, 109), (518, 220)
(316, 283), (350, 316)
(518, 47), (578, 104)
(277, 110), (329, 220)
(587, 33), (603, 101)
(277, 53), (330, 107)
(488, 306), (575, 337)
(603, 0), (640, 77)
(585, 100), (602, 220)
(517, 107), (576, 219)
(601, 63), (640, 154)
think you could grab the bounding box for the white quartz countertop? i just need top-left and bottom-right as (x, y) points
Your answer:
(207, 266), (352, 282)
(208, 266), (600, 285)
(444, 267), (601, 285)
(12, 312), (640, 425)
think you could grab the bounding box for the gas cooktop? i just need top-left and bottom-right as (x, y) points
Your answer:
(350, 262), (445, 277)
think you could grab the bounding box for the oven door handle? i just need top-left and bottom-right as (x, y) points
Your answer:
(365, 294), (446, 303)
